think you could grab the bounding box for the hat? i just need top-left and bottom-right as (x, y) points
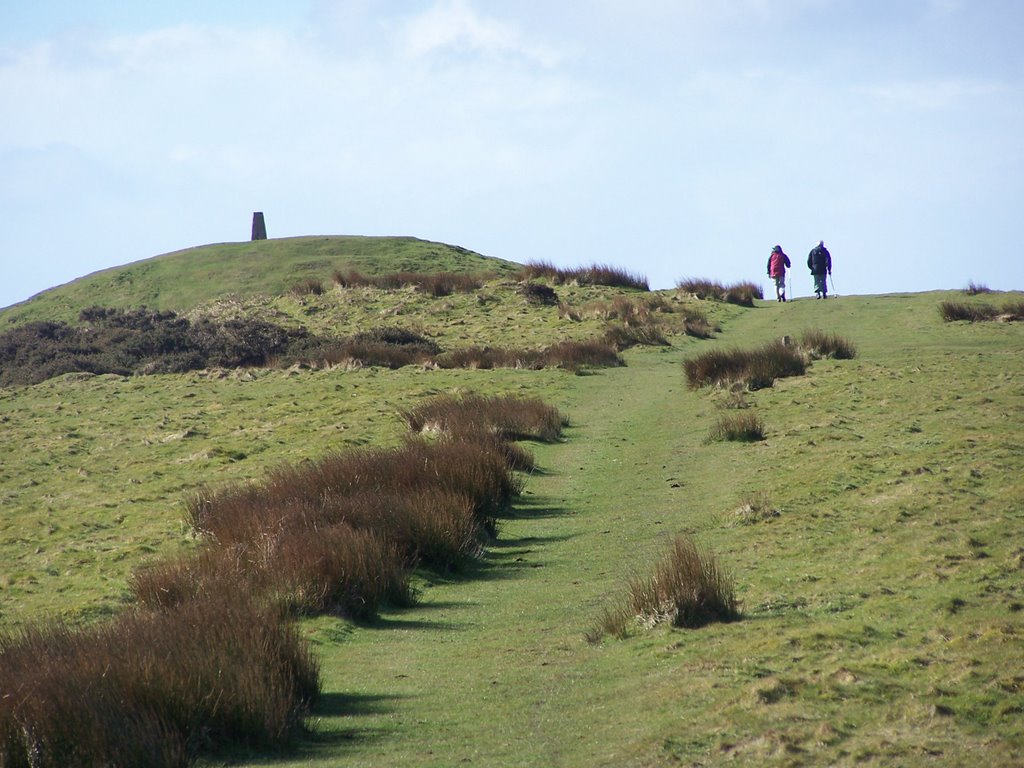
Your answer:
(772, 245), (781, 253)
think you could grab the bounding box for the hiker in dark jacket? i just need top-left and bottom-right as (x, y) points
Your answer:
(767, 245), (791, 302)
(807, 240), (832, 299)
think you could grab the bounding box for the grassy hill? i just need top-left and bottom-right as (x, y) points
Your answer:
(0, 235), (519, 326)
(0, 243), (1022, 766)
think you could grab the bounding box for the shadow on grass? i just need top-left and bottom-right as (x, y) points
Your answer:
(500, 496), (571, 520)
(363, 614), (467, 632)
(312, 691), (407, 719)
(222, 692), (409, 765)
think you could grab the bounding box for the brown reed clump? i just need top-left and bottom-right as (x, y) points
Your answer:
(706, 412), (766, 443)
(588, 535), (739, 641)
(401, 393), (566, 443)
(683, 341), (806, 390)
(515, 261), (649, 291)
(187, 438), (521, 548)
(940, 298), (1024, 322)
(435, 339), (623, 372)
(130, 523), (415, 618)
(0, 595), (319, 767)
(675, 278), (764, 306)
(332, 270), (487, 296)
(798, 329), (857, 360)
(290, 278), (325, 296)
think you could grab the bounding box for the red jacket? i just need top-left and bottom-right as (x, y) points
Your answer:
(768, 249), (790, 278)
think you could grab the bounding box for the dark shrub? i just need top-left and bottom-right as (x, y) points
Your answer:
(0, 306), (359, 384)
(282, 327), (440, 370)
(965, 281), (992, 295)
(519, 281), (559, 306)
(350, 327), (441, 353)
(187, 316), (297, 367)
(0, 309), (201, 386)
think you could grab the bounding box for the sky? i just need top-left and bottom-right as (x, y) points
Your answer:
(2, 0), (1022, 308)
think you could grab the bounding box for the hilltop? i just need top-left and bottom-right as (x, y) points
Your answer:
(0, 237), (1022, 766)
(0, 235), (519, 326)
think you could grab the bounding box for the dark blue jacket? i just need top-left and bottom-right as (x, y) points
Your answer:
(807, 244), (832, 275)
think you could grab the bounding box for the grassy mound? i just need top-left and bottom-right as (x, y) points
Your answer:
(1, 236), (520, 326)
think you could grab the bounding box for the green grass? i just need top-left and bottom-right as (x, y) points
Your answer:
(0, 236), (520, 325)
(2, 275), (1023, 765)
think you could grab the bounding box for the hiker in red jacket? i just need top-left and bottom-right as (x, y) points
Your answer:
(767, 245), (791, 302)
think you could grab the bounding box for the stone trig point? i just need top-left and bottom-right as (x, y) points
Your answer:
(251, 211), (267, 241)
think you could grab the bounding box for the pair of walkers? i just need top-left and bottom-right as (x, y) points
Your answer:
(766, 241), (833, 301)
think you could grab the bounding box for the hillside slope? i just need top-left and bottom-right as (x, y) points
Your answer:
(253, 290), (1022, 767)
(0, 235), (519, 326)
(1, 281), (1022, 766)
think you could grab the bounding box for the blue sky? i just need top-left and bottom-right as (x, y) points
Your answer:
(2, 0), (1022, 308)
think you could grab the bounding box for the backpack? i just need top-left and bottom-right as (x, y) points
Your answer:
(769, 251), (787, 277)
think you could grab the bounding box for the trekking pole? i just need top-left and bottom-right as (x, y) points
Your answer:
(829, 273), (835, 296)
(788, 273), (793, 302)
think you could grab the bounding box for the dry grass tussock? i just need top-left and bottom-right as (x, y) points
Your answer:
(684, 330), (856, 390)
(675, 278), (764, 307)
(589, 536), (739, 641)
(332, 269), (488, 297)
(797, 329), (857, 360)
(0, 595), (319, 767)
(684, 341), (807, 391)
(401, 393), (566, 443)
(130, 522), (415, 619)
(290, 277), (325, 296)
(940, 300), (1024, 322)
(434, 339), (623, 372)
(734, 492), (781, 525)
(558, 294), (717, 343)
(187, 438), (522, 552)
(516, 260), (649, 291)
(706, 411), (766, 443)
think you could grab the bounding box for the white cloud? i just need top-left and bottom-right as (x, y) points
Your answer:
(857, 78), (1000, 110)
(396, 0), (564, 67)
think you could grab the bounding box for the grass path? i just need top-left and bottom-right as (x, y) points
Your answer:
(234, 294), (1024, 767)
(253, 342), (712, 767)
